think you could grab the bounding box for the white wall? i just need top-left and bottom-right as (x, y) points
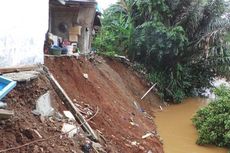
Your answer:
(0, 0), (48, 68)
(77, 6), (96, 53)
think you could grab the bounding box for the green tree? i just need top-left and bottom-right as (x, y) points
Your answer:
(93, 0), (230, 102)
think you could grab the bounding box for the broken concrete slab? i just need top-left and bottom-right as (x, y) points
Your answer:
(3, 71), (40, 82)
(32, 91), (54, 117)
(61, 123), (80, 138)
(0, 109), (14, 120)
(53, 112), (63, 121)
(63, 111), (76, 121)
(92, 142), (106, 153)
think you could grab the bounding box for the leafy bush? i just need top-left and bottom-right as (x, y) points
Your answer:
(192, 85), (230, 148)
(97, 50), (116, 57)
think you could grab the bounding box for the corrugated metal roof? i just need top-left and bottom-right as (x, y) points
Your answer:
(66, 0), (96, 2)
(54, 0), (97, 6)
(65, 0), (97, 4)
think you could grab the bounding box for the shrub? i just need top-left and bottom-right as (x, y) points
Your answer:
(192, 85), (230, 148)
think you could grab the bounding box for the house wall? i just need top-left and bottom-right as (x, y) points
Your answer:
(50, 4), (96, 53)
(50, 6), (80, 39)
(0, 0), (49, 68)
(77, 6), (96, 54)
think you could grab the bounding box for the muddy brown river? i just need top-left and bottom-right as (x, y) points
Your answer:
(155, 98), (228, 153)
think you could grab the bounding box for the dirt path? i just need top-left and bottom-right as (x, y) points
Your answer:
(45, 56), (163, 153)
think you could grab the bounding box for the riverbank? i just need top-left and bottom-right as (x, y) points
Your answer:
(155, 98), (228, 153)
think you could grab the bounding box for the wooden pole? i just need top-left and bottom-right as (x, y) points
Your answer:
(43, 67), (98, 141)
(140, 83), (157, 100)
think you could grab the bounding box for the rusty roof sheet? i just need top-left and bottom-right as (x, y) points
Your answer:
(66, 0), (96, 2)
(58, 0), (97, 5)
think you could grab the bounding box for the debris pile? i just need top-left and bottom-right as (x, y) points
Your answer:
(0, 71), (100, 153)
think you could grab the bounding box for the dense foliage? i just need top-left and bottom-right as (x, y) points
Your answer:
(192, 85), (230, 148)
(93, 0), (230, 102)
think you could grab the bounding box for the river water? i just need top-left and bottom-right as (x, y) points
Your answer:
(155, 98), (228, 153)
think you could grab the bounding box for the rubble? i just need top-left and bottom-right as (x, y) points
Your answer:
(0, 101), (7, 109)
(0, 72), (88, 153)
(32, 91), (54, 117)
(61, 123), (80, 138)
(63, 110), (76, 121)
(92, 142), (106, 153)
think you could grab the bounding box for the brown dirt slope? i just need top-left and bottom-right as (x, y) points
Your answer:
(45, 56), (163, 153)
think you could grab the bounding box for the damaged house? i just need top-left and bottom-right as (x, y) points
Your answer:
(0, 0), (98, 68)
(48, 0), (98, 54)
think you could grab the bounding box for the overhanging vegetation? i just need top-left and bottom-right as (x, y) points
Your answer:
(93, 0), (230, 102)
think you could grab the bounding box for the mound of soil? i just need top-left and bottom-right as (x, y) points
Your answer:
(0, 73), (86, 153)
(45, 55), (164, 153)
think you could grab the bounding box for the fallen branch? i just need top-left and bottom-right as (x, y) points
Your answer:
(0, 107), (99, 153)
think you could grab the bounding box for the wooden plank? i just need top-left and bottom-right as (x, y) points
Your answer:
(0, 65), (38, 74)
(43, 67), (98, 141)
(0, 109), (14, 120)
